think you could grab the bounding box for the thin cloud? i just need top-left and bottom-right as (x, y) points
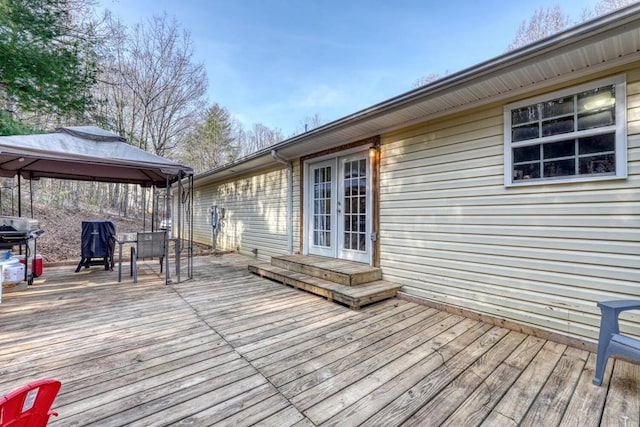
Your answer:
(297, 85), (342, 108)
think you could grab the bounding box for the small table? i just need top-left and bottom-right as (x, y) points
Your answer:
(113, 233), (136, 283)
(113, 233), (180, 283)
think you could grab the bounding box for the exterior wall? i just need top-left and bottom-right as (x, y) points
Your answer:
(378, 66), (640, 343)
(292, 160), (302, 253)
(193, 165), (294, 261)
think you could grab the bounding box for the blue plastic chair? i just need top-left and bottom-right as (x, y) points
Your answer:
(593, 300), (640, 386)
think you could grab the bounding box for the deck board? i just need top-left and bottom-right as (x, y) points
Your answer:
(402, 330), (528, 426)
(0, 253), (637, 426)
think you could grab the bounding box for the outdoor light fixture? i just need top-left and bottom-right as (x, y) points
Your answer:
(369, 144), (380, 158)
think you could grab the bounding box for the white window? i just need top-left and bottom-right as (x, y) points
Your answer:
(504, 75), (627, 186)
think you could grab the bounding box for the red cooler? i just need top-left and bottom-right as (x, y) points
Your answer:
(19, 254), (43, 277)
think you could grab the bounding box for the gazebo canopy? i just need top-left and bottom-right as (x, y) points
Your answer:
(0, 126), (192, 187)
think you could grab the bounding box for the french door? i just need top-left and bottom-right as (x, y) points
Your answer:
(306, 151), (371, 263)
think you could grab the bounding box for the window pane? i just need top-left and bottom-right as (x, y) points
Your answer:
(542, 117), (574, 136)
(577, 110), (614, 130)
(359, 197), (366, 214)
(541, 96), (574, 118)
(544, 159), (575, 177)
(513, 163), (540, 181)
(579, 133), (615, 155)
(512, 124), (539, 142)
(544, 140), (574, 159)
(512, 105), (538, 125)
(513, 145), (540, 163)
(579, 154), (615, 174)
(578, 85), (615, 112)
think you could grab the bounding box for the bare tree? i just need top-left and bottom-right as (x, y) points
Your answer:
(124, 13), (207, 157)
(508, 1), (637, 52)
(412, 72), (442, 89)
(86, 12), (208, 217)
(581, 0), (637, 21)
(508, 5), (570, 51)
(295, 113), (326, 135)
(235, 122), (283, 157)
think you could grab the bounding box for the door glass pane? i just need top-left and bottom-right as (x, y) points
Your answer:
(312, 166), (331, 247)
(342, 159), (367, 252)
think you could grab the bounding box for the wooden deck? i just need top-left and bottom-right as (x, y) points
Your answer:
(0, 253), (638, 426)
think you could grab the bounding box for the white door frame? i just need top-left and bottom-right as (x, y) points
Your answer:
(306, 159), (337, 258)
(303, 147), (373, 265)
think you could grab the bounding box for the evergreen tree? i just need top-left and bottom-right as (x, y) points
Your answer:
(180, 104), (237, 174)
(0, 0), (98, 132)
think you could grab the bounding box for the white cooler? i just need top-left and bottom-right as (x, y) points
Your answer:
(0, 257), (25, 304)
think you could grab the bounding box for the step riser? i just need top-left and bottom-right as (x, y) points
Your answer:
(271, 257), (381, 286)
(249, 265), (352, 306)
(248, 264), (400, 310)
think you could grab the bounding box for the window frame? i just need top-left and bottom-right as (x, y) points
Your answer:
(503, 75), (627, 187)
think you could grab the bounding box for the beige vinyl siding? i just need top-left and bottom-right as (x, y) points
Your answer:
(379, 69), (640, 343)
(193, 165), (290, 261)
(292, 160), (301, 252)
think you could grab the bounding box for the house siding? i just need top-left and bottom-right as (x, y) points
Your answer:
(193, 165), (293, 261)
(378, 68), (640, 342)
(293, 160), (302, 253)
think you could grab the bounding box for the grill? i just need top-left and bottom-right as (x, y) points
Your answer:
(0, 216), (42, 245)
(0, 215), (44, 285)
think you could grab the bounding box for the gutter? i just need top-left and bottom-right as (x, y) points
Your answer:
(270, 149), (293, 254)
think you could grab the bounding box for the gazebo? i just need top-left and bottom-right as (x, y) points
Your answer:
(0, 126), (194, 284)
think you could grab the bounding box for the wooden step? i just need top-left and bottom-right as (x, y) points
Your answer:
(248, 263), (401, 310)
(270, 254), (381, 286)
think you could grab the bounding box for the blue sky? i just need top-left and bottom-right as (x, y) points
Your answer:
(97, 0), (600, 137)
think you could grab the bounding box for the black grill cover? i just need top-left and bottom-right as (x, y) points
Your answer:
(81, 220), (116, 258)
